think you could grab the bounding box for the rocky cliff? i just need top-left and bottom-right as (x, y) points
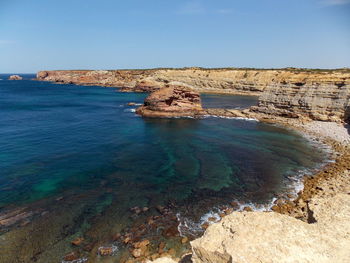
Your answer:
(252, 73), (350, 122)
(36, 68), (350, 122)
(136, 85), (203, 118)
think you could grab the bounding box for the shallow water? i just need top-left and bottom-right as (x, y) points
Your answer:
(0, 75), (327, 262)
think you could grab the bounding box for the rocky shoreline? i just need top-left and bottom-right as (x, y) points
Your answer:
(144, 113), (350, 263)
(131, 84), (349, 262)
(36, 68), (350, 123)
(32, 69), (350, 262)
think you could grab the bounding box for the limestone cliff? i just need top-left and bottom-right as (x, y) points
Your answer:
(252, 74), (350, 122)
(36, 68), (350, 122)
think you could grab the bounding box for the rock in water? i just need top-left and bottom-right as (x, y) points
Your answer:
(8, 75), (23, 80)
(136, 85), (203, 117)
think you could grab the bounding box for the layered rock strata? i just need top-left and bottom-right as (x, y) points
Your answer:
(136, 86), (203, 117)
(252, 81), (350, 122)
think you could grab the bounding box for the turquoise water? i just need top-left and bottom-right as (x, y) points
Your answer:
(0, 75), (327, 262)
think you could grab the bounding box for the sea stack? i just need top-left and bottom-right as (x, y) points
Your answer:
(136, 85), (203, 118)
(8, 75), (23, 80)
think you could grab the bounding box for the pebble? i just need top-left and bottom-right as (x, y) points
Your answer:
(63, 252), (79, 261)
(98, 247), (114, 256)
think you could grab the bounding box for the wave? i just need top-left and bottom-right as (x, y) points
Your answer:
(124, 108), (136, 113)
(62, 257), (88, 263)
(176, 198), (277, 238)
(200, 114), (259, 122)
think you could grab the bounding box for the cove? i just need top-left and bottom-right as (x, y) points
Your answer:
(0, 75), (327, 262)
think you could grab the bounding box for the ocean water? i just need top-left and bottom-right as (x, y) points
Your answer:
(0, 75), (327, 262)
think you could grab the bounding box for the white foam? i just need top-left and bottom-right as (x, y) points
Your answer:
(200, 115), (259, 122)
(124, 108), (136, 113)
(62, 258), (88, 263)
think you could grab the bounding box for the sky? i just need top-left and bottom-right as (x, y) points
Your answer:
(0, 0), (350, 73)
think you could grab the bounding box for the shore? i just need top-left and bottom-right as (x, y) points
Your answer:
(148, 113), (350, 263)
(2, 75), (349, 262)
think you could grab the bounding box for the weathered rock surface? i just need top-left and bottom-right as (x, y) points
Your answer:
(190, 193), (350, 263)
(253, 80), (350, 122)
(37, 68), (350, 122)
(8, 75), (23, 80)
(146, 257), (178, 263)
(136, 86), (203, 117)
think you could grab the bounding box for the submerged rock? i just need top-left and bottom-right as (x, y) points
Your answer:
(136, 85), (203, 118)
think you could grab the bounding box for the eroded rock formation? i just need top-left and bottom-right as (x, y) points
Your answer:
(136, 85), (203, 117)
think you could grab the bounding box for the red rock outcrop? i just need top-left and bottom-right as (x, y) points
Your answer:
(136, 86), (203, 117)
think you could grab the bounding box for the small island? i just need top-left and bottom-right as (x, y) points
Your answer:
(8, 75), (23, 80)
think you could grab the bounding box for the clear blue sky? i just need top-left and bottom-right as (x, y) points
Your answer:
(1, 0), (350, 73)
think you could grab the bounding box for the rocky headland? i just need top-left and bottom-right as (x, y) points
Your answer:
(35, 68), (350, 262)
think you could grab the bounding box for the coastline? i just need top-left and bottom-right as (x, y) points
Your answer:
(120, 109), (349, 262)
(39, 75), (350, 262)
(2, 75), (349, 262)
(176, 115), (350, 263)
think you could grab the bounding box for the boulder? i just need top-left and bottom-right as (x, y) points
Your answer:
(8, 75), (22, 80)
(136, 85), (203, 118)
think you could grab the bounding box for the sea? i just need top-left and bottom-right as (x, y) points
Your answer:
(0, 74), (328, 263)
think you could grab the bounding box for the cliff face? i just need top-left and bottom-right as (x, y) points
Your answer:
(252, 73), (350, 122)
(36, 68), (350, 122)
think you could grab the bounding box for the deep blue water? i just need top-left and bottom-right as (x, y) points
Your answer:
(0, 74), (327, 261)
